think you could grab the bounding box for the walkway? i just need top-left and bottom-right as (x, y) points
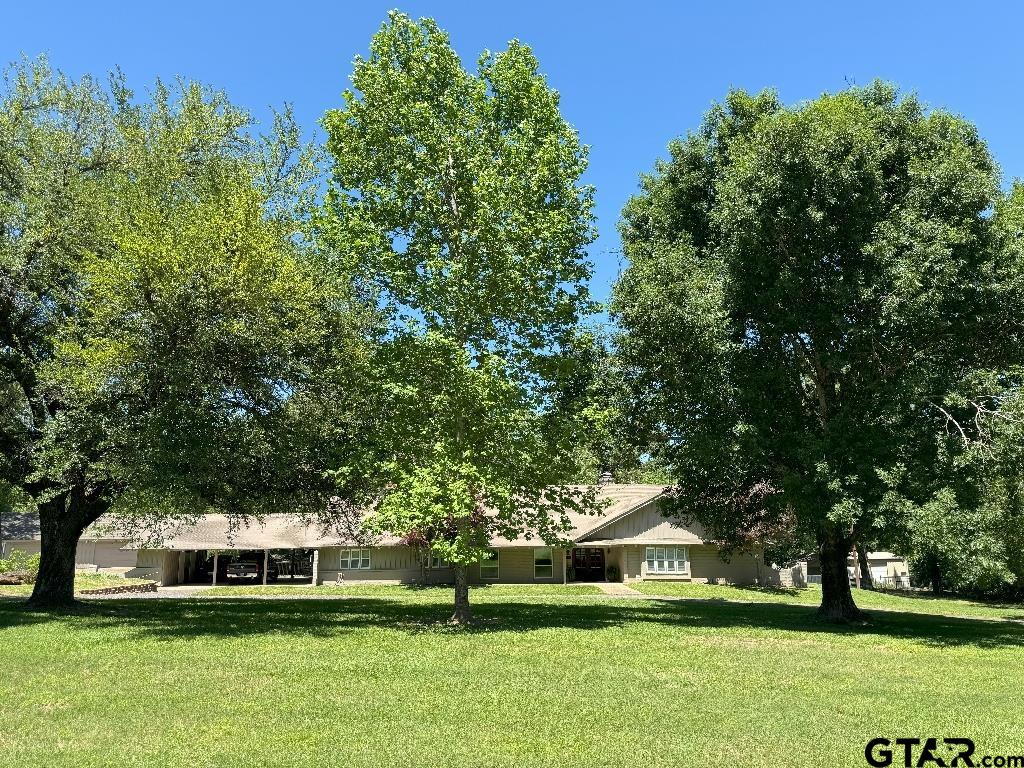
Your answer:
(594, 581), (643, 597)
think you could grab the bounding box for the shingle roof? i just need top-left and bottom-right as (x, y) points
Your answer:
(113, 514), (369, 551)
(0, 511), (41, 541)
(2, 484), (668, 551)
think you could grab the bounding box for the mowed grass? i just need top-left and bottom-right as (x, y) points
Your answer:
(629, 582), (1024, 621)
(0, 573), (149, 597)
(203, 583), (604, 597)
(2, 590), (1024, 768)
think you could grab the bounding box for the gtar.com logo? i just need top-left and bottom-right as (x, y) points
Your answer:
(865, 738), (1024, 767)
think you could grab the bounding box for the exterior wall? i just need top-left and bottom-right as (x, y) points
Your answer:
(75, 540), (138, 571)
(847, 556), (909, 585)
(610, 546), (628, 582)
(619, 543), (776, 586)
(622, 546), (643, 581)
(2, 539), (41, 558)
(586, 501), (704, 543)
(3, 538), (141, 577)
(317, 546), (423, 584)
(127, 549), (179, 585)
(314, 545), (567, 585)
(476, 547), (564, 585)
(689, 545), (767, 585)
(578, 501), (781, 586)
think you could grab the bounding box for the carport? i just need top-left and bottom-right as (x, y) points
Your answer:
(125, 515), (333, 587)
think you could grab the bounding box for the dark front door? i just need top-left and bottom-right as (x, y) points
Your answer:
(572, 548), (606, 582)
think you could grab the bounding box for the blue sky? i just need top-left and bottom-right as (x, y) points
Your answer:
(5, 2), (1022, 302)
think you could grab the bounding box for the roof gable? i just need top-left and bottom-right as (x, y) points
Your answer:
(576, 496), (706, 545)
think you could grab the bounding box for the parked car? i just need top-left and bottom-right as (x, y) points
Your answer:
(226, 559), (278, 581)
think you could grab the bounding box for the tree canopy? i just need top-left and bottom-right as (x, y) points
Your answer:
(613, 83), (1023, 620)
(322, 12), (600, 622)
(0, 59), (367, 605)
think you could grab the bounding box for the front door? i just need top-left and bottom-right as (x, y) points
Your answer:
(572, 547), (606, 582)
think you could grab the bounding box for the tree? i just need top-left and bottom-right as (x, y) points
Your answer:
(0, 60), (364, 606)
(322, 12), (599, 623)
(555, 329), (674, 485)
(873, 184), (1024, 599)
(613, 84), (1014, 621)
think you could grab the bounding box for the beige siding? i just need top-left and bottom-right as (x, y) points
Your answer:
(578, 501), (782, 586)
(4, 538), (140, 575)
(127, 549), (177, 585)
(2, 540), (40, 558)
(618, 543), (776, 585)
(601, 546), (624, 582)
(317, 546), (423, 584)
(689, 545), (764, 585)
(473, 547), (564, 584)
(315, 545), (567, 585)
(75, 540), (137, 570)
(584, 501), (705, 544)
(622, 546), (644, 581)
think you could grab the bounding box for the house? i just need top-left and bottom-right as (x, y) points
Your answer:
(849, 551), (910, 588)
(0, 485), (779, 587)
(780, 551), (911, 588)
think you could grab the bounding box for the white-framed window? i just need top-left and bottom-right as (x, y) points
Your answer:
(534, 547), (553, 579)
(645, 546), (688, 575)
(339, 548), (371, 570)
(429, 553), (449, 569)
(479, 549), (499, 580)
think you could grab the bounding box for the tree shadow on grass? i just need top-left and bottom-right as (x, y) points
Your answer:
(1, 595), (1022, 649)
(720, 584), (804, 598)
(871, 588), (1024, 610)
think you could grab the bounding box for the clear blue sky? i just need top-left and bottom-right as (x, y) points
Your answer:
(5, 2), (1022, 302)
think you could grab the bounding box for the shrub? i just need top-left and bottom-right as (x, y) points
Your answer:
(0, 550), (41, 583)
(605, 563), (622, 583)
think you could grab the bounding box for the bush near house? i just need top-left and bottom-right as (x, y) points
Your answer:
(0, 550), (40, 584)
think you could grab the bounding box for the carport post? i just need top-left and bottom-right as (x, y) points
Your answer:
(262, 549), (269, 586)
(212, 552), (218, 586)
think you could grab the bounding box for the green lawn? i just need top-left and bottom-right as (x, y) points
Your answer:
(0, 573), (150, 597)
(628, 581), (1024, 621)
(2, 590), (1023, 767)
(203, 583), (604, 597)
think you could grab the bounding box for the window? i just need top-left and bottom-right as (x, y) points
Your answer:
(429, 553), (449, 569)
(534, 547), (553, 579)
(339, 548), (370, 570)
(645, 546), (688, 575)
(479, 549), (499, 580)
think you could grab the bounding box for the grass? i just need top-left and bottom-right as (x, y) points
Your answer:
(628, 581), (1024, 621)
(2, 589), (1024, 767)
(0, 573), (149, 597)
(202, 583), (604, 597)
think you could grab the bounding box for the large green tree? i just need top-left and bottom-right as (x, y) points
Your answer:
(879, 184), (1024, 598)
(322, 12), (599, 622)
(1, 60), (364, 606)
(614, 84), (1020, 621)
(555, 329), (674, 485)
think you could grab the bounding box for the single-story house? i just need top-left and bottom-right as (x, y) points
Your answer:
(0, 484), (779, 587)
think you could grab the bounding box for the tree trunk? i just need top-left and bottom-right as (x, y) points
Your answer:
(27, 497), (85, 608)
(928, 554), (943, 595)
(856, 543), (874, 590)
(817, 528), (864, 623)
(451, 563), (472, 624)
